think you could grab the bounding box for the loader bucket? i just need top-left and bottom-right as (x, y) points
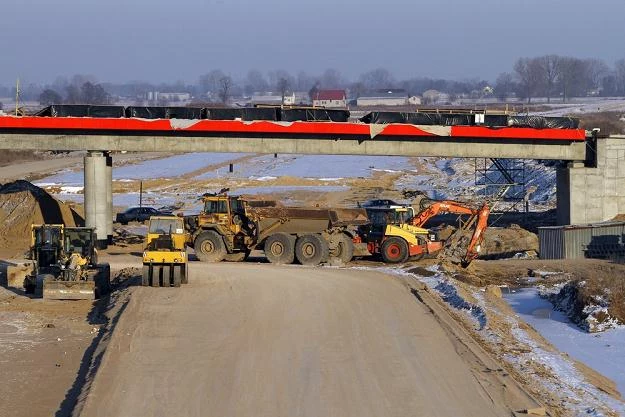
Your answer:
(43, 280), (96, 300)
(4, 261), (35, 290)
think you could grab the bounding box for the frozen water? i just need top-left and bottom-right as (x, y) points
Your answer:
(36, 153), (249, 185)
(505, 287), (625, 397)
(197, 154), (414, 180)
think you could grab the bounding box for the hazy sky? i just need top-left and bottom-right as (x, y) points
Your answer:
(1, 0), (624, 85)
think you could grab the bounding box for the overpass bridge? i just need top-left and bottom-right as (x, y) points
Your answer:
(0, 111), (622, 248)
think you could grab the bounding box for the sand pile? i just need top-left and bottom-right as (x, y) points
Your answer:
(0, 180), (83, 250)
(481, 224), (538, 258)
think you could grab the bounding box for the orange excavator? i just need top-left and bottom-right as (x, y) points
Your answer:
(411, 200), (490, 267)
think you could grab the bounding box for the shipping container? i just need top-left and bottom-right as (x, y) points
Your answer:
(538, 222), (625, 260)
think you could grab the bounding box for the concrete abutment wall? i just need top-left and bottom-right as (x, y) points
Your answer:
(557, 135), (625, 225)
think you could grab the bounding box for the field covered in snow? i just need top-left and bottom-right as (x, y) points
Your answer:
(34, 151), (562, 213)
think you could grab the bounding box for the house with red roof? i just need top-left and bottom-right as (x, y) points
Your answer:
(312, 89), (347, 109)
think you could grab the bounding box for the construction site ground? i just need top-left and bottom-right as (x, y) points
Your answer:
(1, 153), (624, 416)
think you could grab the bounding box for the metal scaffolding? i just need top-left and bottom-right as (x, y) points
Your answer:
(475, 158), (527, 211)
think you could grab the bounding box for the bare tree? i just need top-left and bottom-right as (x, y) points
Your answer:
(349, 81), (366, 99)
(537, 55), (560, 103)
(218, 76), (233, 104)
(199, 70), (226, 97)
(277, 77), (290, 104)
(359, 68), (395, 90)
(244, 69), (268, 96)
(494, 72), (515, 102)
(514, 58), (543, 103)
(614, 59), (625, 95)
(557, 57), (587, 102)
(296, 71), (316, 92)
(319, 68), (344, 89)
(585, 58), (609, 91)
(39, 89), (63, 105)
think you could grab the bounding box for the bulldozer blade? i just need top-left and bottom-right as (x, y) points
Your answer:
(43, 280), (96, 300)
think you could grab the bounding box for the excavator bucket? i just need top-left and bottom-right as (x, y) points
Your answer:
(43, 280), (96, 300)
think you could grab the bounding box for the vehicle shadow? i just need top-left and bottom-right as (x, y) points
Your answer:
(54, 272), (140, 416)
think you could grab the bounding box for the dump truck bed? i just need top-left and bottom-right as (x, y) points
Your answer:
(248, 207), (369, 235)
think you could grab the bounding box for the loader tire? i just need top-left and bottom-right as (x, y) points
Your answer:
(295, 234), (329, 266)
(161, 265), (171, 287)
(331, 233), (354, 264)
(172, 265), (182, 287)
(150, 266), (160, 287)
(142, 265), (150, 287)
(381, 237), (409, 264)
(264, 233), (295, 265)
(194, 231), (226, 263)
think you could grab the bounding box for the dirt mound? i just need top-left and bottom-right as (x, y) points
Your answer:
(481, 224), (538, 258)
(0, 180), (83, 250)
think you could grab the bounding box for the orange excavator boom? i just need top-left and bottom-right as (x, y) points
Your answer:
(410, 200), (490, 267)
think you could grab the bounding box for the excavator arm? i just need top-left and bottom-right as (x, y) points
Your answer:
(410, 200), (490, 267)
(410, 201), (475, 227)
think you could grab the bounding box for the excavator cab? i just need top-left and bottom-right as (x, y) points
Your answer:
(29, 225), (64, 281)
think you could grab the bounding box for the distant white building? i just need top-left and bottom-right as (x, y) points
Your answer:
(250, 91), (311, 106)
(250, 93), (283, 106)
(356, 89), (420, 106)
(312, 90), (347, 108)
(147, 92), (191, 102)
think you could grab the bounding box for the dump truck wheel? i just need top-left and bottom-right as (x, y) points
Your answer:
(161, 265), (171, 287)
(142, 265), (150, 286)
(295, 234), (329, 266)
(264, 233), (295, 264)
(150, 266), (160, 287)
(381, 237), (409, 264)
(181, 263), (189, 284)
(172, 265), (182, 287)
(195, 231), (226, 263)
(331, 233), (354, 263)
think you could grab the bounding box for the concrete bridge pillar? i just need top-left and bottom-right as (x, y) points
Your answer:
(84, 151), (112, 248)
(557, 136), (625, 225)
(105, 153), (113, 244)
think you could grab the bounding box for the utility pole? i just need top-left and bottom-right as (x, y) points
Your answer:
(15, 78), (20, 116)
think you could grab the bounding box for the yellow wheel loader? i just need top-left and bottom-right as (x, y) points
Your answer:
(142, 216), (189, 287)
(360, 206), (442, 264)
(24, 225), (111, 300)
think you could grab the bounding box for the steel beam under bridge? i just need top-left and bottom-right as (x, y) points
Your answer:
(0, 133), (586, 160)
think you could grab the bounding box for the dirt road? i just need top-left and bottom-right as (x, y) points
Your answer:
(81, 263), (536, 417)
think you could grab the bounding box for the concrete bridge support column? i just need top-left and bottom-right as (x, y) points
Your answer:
(557, 136), (625, 225)
(84, 151), (112, 249)
(105, 153), (113, 244)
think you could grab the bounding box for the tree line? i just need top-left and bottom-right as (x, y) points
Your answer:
(497, 56), (625, 103)
(2, 55), (625, 106)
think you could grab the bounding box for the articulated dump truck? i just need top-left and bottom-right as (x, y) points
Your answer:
(184, 194), (370, 266)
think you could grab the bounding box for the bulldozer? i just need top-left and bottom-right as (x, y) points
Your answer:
(142, 216), (189, 287)
(24, 225), (111, 300)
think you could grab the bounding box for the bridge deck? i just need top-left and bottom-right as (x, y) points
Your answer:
(0, 116), (588, 160)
